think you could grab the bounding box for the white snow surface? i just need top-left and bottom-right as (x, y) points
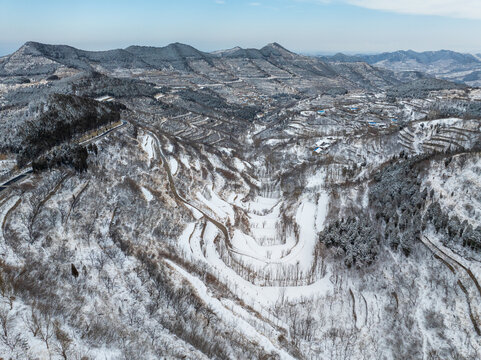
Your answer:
(196, 186), (235, 224)
(168, 157), (178, 175)
(140, 133), (155, 164)
(165, 258), (296, 360)
(140, 186), (154, 202)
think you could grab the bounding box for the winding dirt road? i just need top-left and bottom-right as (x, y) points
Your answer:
(137, 124), (231, 244)
(421, 235), (481, 336)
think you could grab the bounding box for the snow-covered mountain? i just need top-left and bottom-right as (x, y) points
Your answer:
(0, 41), (400, 91)
(319, 49), (481, 86)
(0, 42), (480, 359)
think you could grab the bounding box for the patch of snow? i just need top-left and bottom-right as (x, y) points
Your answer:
(179, 155), (190, 169)
(168, 157), (178, 175)
(165, 258), (296, 360)
(196, 186), (235, 224)
(140, 186), (154, 202)
(140, 134), (155, 164)
(315, 192), (329, 232)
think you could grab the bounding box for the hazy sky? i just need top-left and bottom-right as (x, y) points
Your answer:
(1, 0), (481, 56)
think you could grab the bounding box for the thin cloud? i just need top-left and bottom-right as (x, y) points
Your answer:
(294, 0), (481, 19)
(215, 0), (225, 4)
(348, 0), (481, 20)
(249, 2), (262, 6)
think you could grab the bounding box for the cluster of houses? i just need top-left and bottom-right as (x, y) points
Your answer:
(302, 101), (402, 154)
(367, 118), (398, 128)
(313, 137), (337, 154)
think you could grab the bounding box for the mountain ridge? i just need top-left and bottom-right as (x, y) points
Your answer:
(319, 49), (481, 86)
(319, 49), (481, 65)
(0, 41), (404, 91)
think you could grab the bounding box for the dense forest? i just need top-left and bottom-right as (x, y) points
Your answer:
(17, 94), (123, 168)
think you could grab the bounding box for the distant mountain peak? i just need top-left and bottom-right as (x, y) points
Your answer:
(20, 41), (74, 51)
(22, 41), (40, 48)
(21, 41), (48, 49)
(265, 42), (285, 49)
(125, 43), (210, 66)
(321, 49), (481, 66)
(16, 41), (51, 55)
(260, 42), (296, 58)
(262, 42), (292, 51)
(166, 42), (200, 51)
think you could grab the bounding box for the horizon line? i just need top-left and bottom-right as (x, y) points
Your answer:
(1, 40), (480, 58)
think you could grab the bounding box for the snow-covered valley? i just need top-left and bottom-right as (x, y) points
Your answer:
(0, 41), (480, 359)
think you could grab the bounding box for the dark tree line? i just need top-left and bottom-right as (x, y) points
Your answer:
(369, 154), (428, 256)
(322, 216), (380, 268)
(386, 78), (466, 99)
(17, 93), (122, 167)
(320, 145), (481, 268)
(425, 202), (481, 251)
(320, 154), (428, 267)
(69, 71), (158, 99)
(32, 144), (89, 173)
(3, 71), (157, 108)
(177, 88), (261, 121)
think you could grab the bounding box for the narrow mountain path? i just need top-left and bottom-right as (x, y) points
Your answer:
(421, 235), (481, 336)
(1, 197), (21, 234)
(349, 288), (357, 329)
(138, 125), (231, 244)
(136, 122), (329, 287)
(132, 123), (298, 358)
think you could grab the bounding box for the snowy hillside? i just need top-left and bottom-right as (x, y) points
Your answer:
(0, 42), (480, 359)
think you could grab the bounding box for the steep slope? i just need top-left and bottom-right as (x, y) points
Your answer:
(0, 42), (68, 76)
(211, 43), (399, 89)
(0, 42), (153, 76)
